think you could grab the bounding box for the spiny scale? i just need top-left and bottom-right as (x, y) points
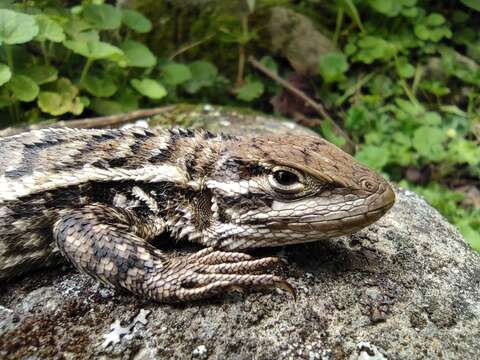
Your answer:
(0, 127), (395, 302)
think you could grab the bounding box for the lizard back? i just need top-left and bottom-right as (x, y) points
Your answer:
(0, 127), (221, 279)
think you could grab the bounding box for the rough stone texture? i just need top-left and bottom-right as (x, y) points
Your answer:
(268, 7), (335, 75)
(1, 106), (479, 359)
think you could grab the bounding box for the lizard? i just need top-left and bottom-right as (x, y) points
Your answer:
(0, 127), (395, 302)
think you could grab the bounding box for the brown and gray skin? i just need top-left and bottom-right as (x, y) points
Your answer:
(0, 127), (395, 302)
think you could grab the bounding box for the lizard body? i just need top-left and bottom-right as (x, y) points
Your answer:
(0, 127), (395, 301)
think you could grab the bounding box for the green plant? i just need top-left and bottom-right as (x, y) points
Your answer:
(0, 0), (478, 251)
(312, 0), (480, 249)
(0, 1), (229, 122)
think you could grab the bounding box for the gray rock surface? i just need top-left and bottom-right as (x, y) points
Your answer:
(1, 106), (479, 359)
(268, 7), (336, 75)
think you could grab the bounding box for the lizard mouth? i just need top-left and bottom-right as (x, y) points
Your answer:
(262, 185), (396, 235)
(368, 184), (395, 213)
(208, 185), (396, 250)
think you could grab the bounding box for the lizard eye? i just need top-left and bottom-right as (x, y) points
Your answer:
(274, 170), (298, 186)
(269, 167), (304, 194)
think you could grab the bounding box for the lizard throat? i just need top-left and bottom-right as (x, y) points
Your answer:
(198, 185), (395, 250)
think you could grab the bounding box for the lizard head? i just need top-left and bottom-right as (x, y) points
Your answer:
(202, 134), (395, 250)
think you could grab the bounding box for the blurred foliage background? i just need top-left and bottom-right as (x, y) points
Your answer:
(0, 0), (479, 250)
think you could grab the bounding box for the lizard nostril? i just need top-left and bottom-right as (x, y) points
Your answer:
(361, 178), (378, 192)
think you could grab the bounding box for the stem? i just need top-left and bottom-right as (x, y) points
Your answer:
(5, 44), (14, 71)
(40, 41), (50, 65)
(248, 56), (355, 150)
(5, 44), (19, 122)
(168, 35), (214, 60)
(400, 79), (419, 106)
(79, 58), (93, 85)
(13, 101), (20, 122)
(333, 8), (344, 47)
(394, 54), (419, 106)
(467, 92), (475, 118)
(8, 104), (15, 123)
(336, 71), (376, 106)
(0, 106), (177, 137)
(237, 45), (246, 87)
(236, 14), (249, 87)
(411, 64), (423, 97)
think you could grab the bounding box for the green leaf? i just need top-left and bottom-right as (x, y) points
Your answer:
(412, 126), (447, 161)
(83, 74), (117, 97)
(459, 223), (480, 251)
(38, 92), (83, 115)
(90, 99), (123, 115)
(64, 40), (123, 60)
(0, 9), (39, 45)
(320, 119), (347, 148)
(37, 78), (83, 116)
(395, 98), (424, 116)
(414, 24), (430, 40)
(183, 61), (218, 94)
(38, 92), (64, 115)
(0, 63), (12, 87)
(236, 81), (264, 101)
(368, 0), (395, 14)
(439, 105), (466, 117)
(426, 13), (445, 26)
(82, 4), (122, 30)
(401, 6), (419, 17)
(393, 132), (411, 146)
(355, 145), (390, 170)
(7, 75), (39, 102)
(422, 111), (442, 125)
(448, 139), (480, 166)
(0, 87), (11, 109)
(354, 36), (396, 64)
(419, 80), (450, 96)
(414, 15), (451, 42)
(161, 63), (192, 86)
(396, 57), (415, 78)
(122, 9), (152, 33)
(91, 89), (139, 115)
(20, 65), (58, 85)
(460, 0), (480, 11)
(71, 30), (100, 43)
(260, 56), (278, 74)
(35, 14), (65, 43)
(120, 40), (156, 68)
(431, 28), (452, 42)
(319, 52), (349, 83)
(130, 78), (167, 99)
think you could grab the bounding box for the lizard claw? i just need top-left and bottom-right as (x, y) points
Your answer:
(276, 280), (297, 300)
(149, 250), (294, 302)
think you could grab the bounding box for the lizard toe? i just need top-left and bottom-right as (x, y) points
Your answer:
(202, 257), (280, 274)
(191, 249), (254, 264)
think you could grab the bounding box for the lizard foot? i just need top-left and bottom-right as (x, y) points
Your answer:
(151, 247), (295, 301)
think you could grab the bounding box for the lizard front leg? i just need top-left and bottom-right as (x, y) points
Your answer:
(53, 204), (293, 302)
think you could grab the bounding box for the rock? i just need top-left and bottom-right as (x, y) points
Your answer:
(268, 7), (335, 75)
(0, 106), (479, 359)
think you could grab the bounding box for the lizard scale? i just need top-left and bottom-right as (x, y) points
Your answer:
(0, 127), (395, 302)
